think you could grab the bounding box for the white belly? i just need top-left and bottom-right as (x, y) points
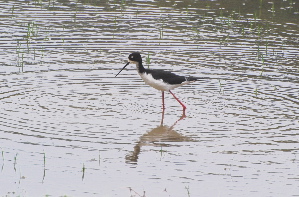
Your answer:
(139, 72), (189, 91)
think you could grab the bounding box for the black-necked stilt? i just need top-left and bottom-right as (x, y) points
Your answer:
(115, 52), (199, 112)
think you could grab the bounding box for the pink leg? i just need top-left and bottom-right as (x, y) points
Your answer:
(160, 106), (165, 126)
(162, 91), (165, 109)
(169, 90), (186, 110)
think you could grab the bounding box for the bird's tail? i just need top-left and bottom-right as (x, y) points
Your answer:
(186, 76), (200, 81)
(187, 76), (212, 81)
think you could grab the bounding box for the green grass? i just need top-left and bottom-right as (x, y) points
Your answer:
(146, 52), (151, 67)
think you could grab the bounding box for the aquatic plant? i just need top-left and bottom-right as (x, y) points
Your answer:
(98, 150), (101, 166)
(10, 5), (15, 17)
(159, 22), (164, 39)
(185, 185), (191, 197)
(42, 152), (46, 181)
(14, 153), (18, 172)
(43, 152), (46, 167)
(82, 163), (86, 180)
(146, 52), (151, 67)
(218, 79), (224, 94)
(254, 87), (258, 96)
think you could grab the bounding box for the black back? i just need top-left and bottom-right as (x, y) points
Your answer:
(145, 69), (189, 85)
(129, 52), (198, 85)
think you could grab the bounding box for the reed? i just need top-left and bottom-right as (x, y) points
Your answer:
(159, 22), (164, 39)
(11, 5), (15, 17)
(98, 150), (101, 166)
(42, 152), (46, 181)
(218, 79), (224, 94)
(43, 152), (46, 167)
(146, 52), (151, 66)
(185, 185), (191, 197)
(254, 87), (258, 96)
(14, 153), (18, 172)
(82, 163), (86, 180)
(271, 2), (275, 16)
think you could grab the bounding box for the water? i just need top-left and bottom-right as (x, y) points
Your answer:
(0, 0), (298, 196)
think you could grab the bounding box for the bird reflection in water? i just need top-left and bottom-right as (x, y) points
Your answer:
(125, 110), (194, 164)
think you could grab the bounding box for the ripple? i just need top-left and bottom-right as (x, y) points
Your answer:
(0, 1), (298, 196)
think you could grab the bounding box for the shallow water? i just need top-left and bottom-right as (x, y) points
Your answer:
(0, 0), (299, 196)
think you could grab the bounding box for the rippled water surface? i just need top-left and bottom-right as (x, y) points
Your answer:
(0, 0), (299, 196)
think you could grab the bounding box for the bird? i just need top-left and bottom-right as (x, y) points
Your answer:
(115, 52), (199, 112)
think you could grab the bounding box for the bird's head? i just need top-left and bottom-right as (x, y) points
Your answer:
(115, 52), (142, 77)
(128, 52), (142, 64)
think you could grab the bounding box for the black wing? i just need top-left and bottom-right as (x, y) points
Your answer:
(145, 69), (188, 85)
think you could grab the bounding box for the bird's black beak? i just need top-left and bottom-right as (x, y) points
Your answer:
(115, 62), (130, 77)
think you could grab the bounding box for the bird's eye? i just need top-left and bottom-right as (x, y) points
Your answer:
(131, 56), (134, 59)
